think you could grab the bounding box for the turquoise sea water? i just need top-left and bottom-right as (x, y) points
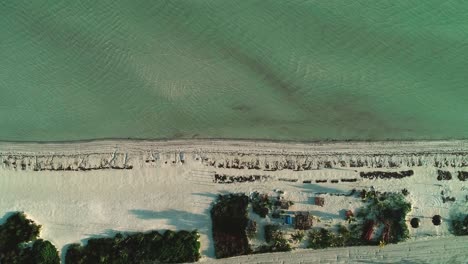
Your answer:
(1, 1), (468, 141)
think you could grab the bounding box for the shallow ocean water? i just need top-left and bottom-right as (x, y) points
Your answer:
(1, 1), (467, 141)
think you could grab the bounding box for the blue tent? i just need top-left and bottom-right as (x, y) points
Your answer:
(285, 215), (293, 225)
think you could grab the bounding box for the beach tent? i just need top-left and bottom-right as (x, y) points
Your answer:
(285, 215), (293, 225)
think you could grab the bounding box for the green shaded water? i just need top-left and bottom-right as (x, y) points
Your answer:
(1, 1), (467, 141)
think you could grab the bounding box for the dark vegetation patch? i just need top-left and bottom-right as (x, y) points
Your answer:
(246, 220), (257, 238)
(0, 212), (200, 264)
(457, 171), (468, 181)
(264, 225), (279, 244)
(432, 215), (442, 226)
(256, 225), (291, 253)
(317, 189), (357, 197)
(250, 192), (294, 219)
(291, 230), (305, 243)
(451, 215), (468, 236)
(23, 239), (61, 264)
(278, 178), (298, 182)
(250, 192), (272, 218)
(0, 212), (59, 264)
(359, 170), (413, 179)
(213, 174), (270, 184)
(401, 188), (410, 196)
(410, 218), (420, 228)
(441, 194), (456, 203)
(308, 225), (351, 249)
(65, 230), (200, 264)
(440, 190), (456, 203)
(212, 158), (261, 170)
(437, 170), (452, 181)
(349, 160), (369, 168)
(305, 191), (411, 250)
(341, 178), (358, 182)
(211, 194), (251, 258)
(212, 192), (294, 257)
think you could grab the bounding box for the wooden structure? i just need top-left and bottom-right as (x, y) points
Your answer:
(275, 200), (292, 210)
(294, 211), (313, 230)
(314, 197), (325, 207)
(345, 210), (354, 220)
(362, 220), (375, 241)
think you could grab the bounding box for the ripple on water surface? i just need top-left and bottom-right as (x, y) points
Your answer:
(1, 1), (468, 141)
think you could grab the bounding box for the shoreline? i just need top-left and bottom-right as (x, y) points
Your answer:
(1, 138), (468, 153)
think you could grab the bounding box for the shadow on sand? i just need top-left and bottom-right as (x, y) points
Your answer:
(0, 211), (18, 225)
(298, 183), (350, 195)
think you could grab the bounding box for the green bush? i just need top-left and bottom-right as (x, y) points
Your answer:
(264, 225), (280, 243)
(307, 228), (333, 249)
(257, 225), (290, 253)
(23, 239), (60, 264)
(270, 236), (291, 252)
(451, 215), (468, 236)
(65, 230), (201, 264)
(307, 227), (352, 249)
(291, 230), (305, 242)
(250, 192), (271, 218)
(305, 192), (411, 250)
(64, 244), (85, 264)
(0, 212), (59, 264)
(0, 212), (41, 251)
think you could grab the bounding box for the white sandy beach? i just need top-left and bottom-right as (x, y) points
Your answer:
(0, 140), (467, 263)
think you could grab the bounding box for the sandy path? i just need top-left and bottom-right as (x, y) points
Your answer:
(202, 236), (468, 264)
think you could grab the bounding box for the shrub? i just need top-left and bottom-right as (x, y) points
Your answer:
(307, 228), (333, 249)
(264, 225), (280, 243)
(258, 225), (291, 253)
(0, 212), (41, 251)
(306, 226), (354, 249)
(0, 212), (58, 264)
(437, 170), (452, 181)
(401, 189), (409, 196)
(291, 230), (305, 242)
(458, 171), (468, 181)
(64, 244), (85, 264)
(451, 215), (468, 236)
(246, 220), (257, 238)
(250, 192), (271, 218)
(335, 224), (351, 246)
(252, 205), (269, 218)
(23, 239), (60, 264)
(270, 236), (291, 252)
(65, 230), (201, 263)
